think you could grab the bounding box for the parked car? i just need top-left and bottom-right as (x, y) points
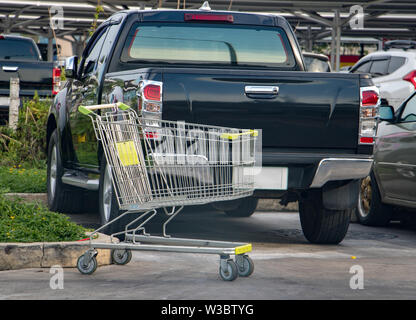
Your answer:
(302, 52), (332, 72)
(0, 35), (60, 124)
(37, 43), (61, 62)
(349, 40), (416, 110)
(356, 92), (416, 225)
(47, 8), (378, 244)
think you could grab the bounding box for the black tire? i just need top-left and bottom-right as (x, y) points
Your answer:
(356, 172), (392, 226)
(212, 197), (258, 217)
(219, 260), (239, 281)
(111, 249), (132, 265)
(299, 191), (351, 244)
(236, 255), (254, 277)
(98, 155), (124, 236)
(77, 255), (97, 275)
(47, 129), (84, 213)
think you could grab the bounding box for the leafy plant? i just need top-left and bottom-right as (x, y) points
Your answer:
(90, 2), (104, 36)
(0, 166), (47, 193)
(0, 92), (50, 168)
(0, 194), (88, 242)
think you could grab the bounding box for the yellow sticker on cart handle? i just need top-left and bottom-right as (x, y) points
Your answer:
(235, 244), (252, 255)
(116, 141), (139, 166)
(220, 130), (258, 140)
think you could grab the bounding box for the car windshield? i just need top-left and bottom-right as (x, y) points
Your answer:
(0, 38), (39, 61)
(121, 23), (295, 68)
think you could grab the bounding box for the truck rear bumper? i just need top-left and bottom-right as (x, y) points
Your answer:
(310, 158), (373, 188)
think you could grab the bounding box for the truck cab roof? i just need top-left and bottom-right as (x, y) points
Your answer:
(110, 8), (291, 27)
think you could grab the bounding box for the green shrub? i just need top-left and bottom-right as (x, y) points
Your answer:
(0, 92), (50, 168)
(0, 194), (88, 242)
(0, 166), (47, 193)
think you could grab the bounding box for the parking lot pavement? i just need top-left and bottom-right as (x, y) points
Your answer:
(1, 206), (416, 300)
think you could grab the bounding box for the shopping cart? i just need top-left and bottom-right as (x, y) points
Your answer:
(76, 102), (258, 281)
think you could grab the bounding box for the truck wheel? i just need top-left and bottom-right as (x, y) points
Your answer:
(299, 192), (351, 244)
(47, 130), (84, 213)
(356, 173), (392, 226)
(98, 155), (123, 236)
(211, 197), (258, 217)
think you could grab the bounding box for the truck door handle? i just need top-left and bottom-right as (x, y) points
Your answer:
(2, 66), (19, 72)
(245, 86), (279, 95)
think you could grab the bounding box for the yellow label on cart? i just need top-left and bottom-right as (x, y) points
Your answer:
(235, 244), (252, 255)
(220, 130), (258, 140)
(116, 141), (139, 166)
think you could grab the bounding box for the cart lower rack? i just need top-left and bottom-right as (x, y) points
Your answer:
(76, 102), (258, 281)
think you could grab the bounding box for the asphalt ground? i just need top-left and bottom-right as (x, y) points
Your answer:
(1, 205), (416, 300)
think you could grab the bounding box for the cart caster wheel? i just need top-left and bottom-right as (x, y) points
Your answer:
(111, 249), (132, 265)
(235, 255), (254, 277)
(77, 255), (97, 275)
(219, 260), (238, 281)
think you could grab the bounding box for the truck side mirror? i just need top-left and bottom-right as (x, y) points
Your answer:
(379, 105), (395, 122)
(65, 56), (78, 79)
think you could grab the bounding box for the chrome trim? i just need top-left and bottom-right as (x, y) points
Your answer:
(62, 174), (99, 191)
(2, 66), (18, 72)
(310, 158), (373, 188)
(65, 56), (78, 78)
(245, 86), (279, 95)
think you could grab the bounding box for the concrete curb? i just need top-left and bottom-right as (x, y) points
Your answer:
(2, 193), (114, 271)
(0, 233), (115, 271)
(4, 193), (48, 206)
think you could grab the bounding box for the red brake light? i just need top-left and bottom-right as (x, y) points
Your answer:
(184, 13), (234, 23)
(143, 84), (161, 101)
(0, 35), (4, 40)
(403, 70), (416, 90)
(52, 67), (61, 95)
(361, 90), (379, 106)
(360, 137), (374, 144)
(53, 67), (61, 78)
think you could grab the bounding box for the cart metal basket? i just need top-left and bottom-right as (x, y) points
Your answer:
(76, 102), (258, 281)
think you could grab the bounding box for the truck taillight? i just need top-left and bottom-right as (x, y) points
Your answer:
(403, 70), (416, 90)
(52, 67), (61, 95)
(359, 86), (380, 145)
(143, 84), (161, 101)
(138, 80), (163, 132)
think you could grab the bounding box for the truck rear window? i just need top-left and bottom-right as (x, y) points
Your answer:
(121, 23), (295, 68)
(0, 39), (39, 61)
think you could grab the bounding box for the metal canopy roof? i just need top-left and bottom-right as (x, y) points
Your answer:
(0, 0), (415, 38)
(0, 0), (416, 66)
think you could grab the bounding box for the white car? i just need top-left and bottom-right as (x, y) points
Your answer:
(350, 40), (416, 110)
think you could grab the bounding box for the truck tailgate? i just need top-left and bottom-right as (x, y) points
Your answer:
(161, 69), (360, 150)
(0, 60), (53, 97)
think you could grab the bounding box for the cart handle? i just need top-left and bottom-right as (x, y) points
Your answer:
(78, 102), (130, 115)
(220, 129), (258, 140)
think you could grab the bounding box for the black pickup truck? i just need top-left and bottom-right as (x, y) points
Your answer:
(47, 9), (379, 244)
(0, 35), (60, 124)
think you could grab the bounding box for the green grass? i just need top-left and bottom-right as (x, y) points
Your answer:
(0, 165), (47, 193)
(0, 194), (89, 242)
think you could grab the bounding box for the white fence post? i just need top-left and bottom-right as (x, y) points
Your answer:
(9, 77), (19, 130)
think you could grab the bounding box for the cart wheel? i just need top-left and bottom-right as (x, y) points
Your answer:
(77, 255), (97, 275)
(111, 249), (132, 265)
(236, 255), (254, 277)
(219, 260), (238, 281)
